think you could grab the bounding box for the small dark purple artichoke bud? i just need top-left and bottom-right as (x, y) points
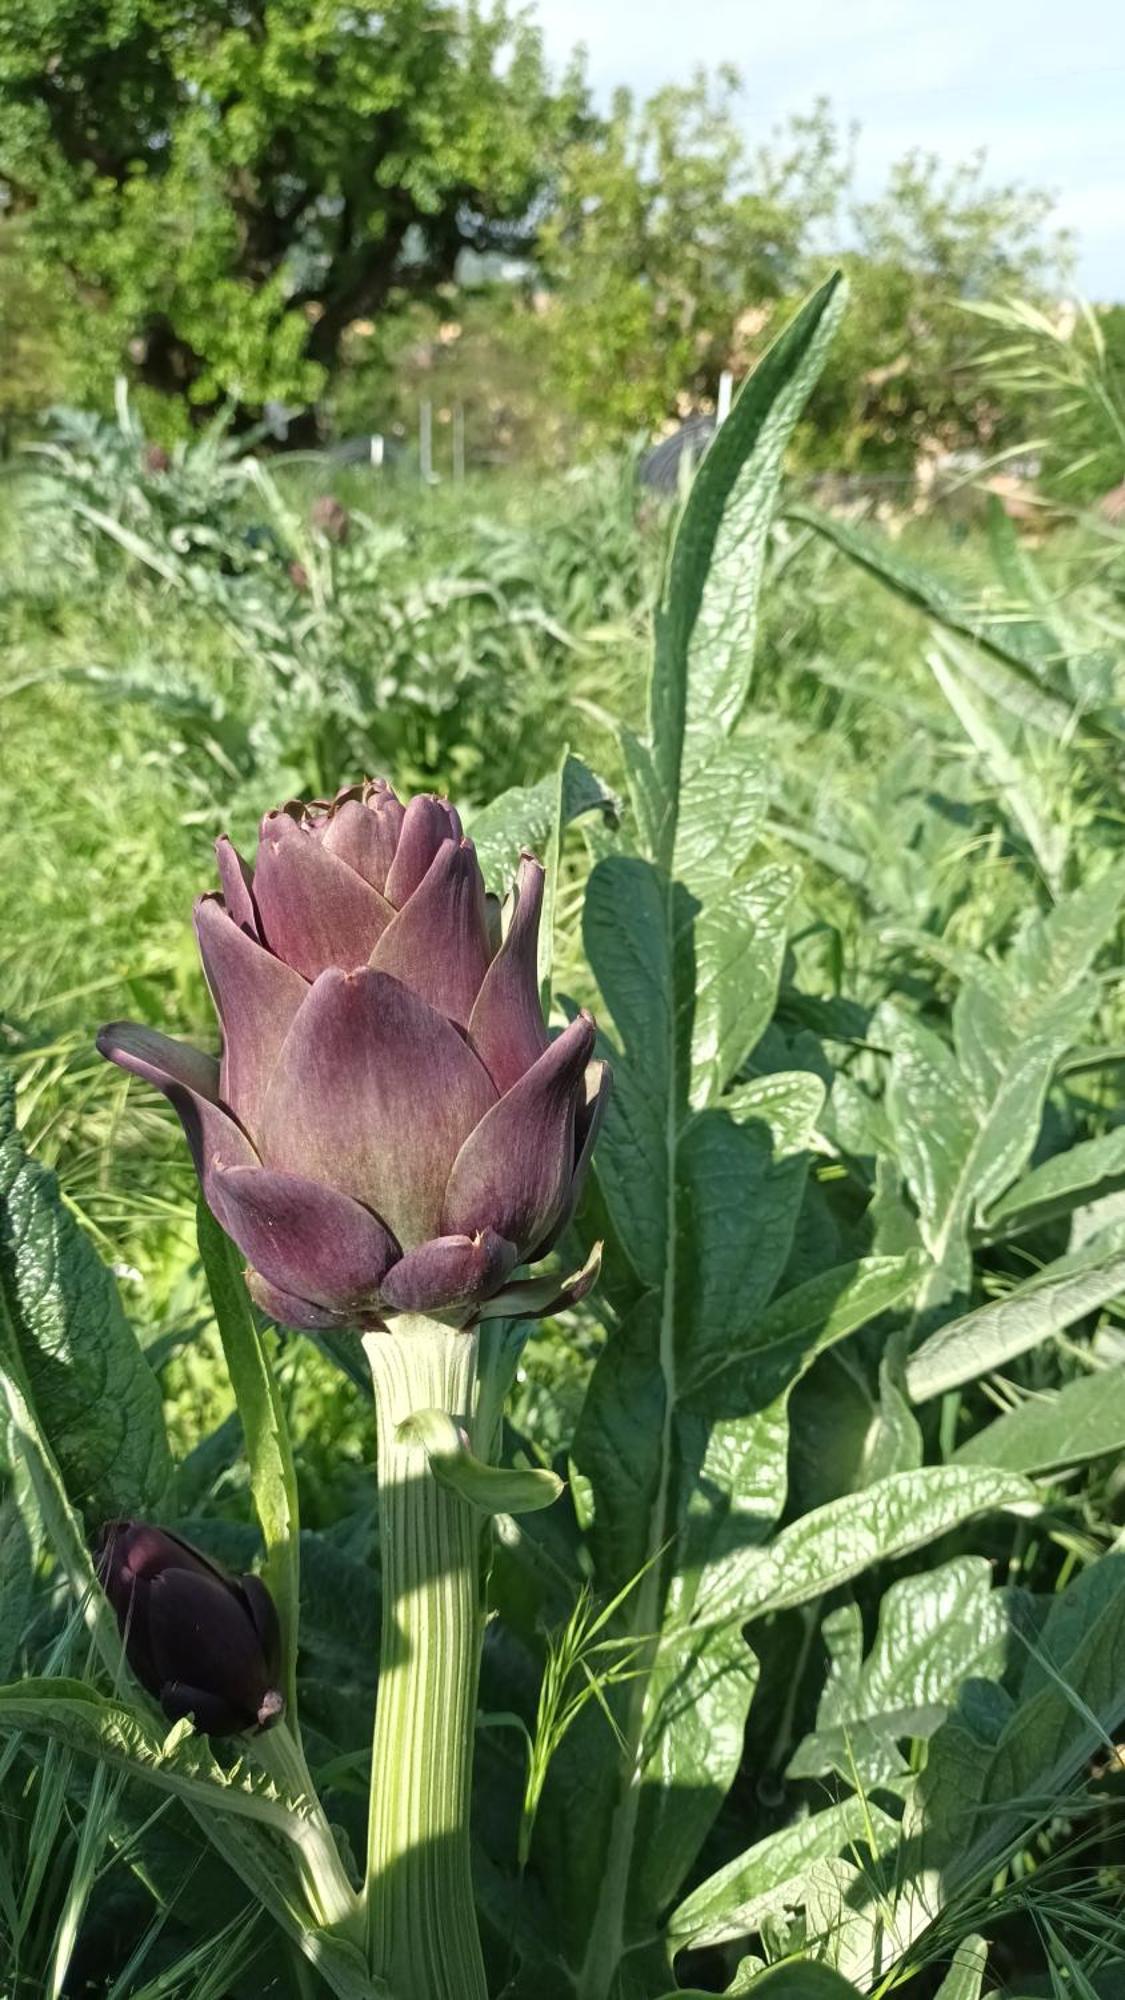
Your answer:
(98, 1522), (284, 1736)
(310, 494), (350, 544)
(97, 780), (609, 1332)
(141, 442), (171, 476)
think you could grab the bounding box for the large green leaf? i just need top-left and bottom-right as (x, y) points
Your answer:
(0, 1676), (303, 1831)
(674, 1259), (922, 1631)
(727, 1968), (864, 2000)
(558, 281), (847, 1994)
(719, 1465), (1036, 1626)
(668, 1796), (897, 1953)
(787, 1558), (1008, 1786)
(688, 1255), (924, 1404)
(867, 1555), (1125, 1983)
(933, 1936), (989, 2000)
(883, 978), (1093, 1323)
(954, 1366), (1125, 1473)
(927, 636), (1067, 891)
(982, 1126), (1125, 1240)
(648, 274), (846, 862)
(0, 1078), (171, 1521)
(466, 752), (618, 891)
(907, 1224), (1125, 1401)
(0, 1679), (380, 1997)
(0, 1478), (38, 1682)
(689, 861), (799, 1108)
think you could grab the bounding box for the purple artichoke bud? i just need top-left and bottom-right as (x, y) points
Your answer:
(97, 1522), (284, 1736)
(310, 494), (350, 544)
(97, 781), (609, 1331)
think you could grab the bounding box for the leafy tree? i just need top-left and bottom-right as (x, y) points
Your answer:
(0, 0), (586, 426)
(793, 152), (1074, 471)
(536, 71), (848, 433)
(0, 218), (87, 439)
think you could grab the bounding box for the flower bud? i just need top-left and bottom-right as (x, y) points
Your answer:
(98, 780), (609, 1332)
(310, 494), (350, 544)
(97, 1522), (284, 1737)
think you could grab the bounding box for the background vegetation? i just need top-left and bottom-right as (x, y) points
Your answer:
(3, 4), (1125, 1996)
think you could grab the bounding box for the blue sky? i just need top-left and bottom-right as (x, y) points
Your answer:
(531, 0), (1124, 298)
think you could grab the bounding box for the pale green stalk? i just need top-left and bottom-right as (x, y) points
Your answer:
(363, 1318), (487, 2000)
(250, 1721), (361, 1936)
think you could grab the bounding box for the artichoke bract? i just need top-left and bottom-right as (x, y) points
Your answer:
(98, 781), (608, 1331)
(98, 1521), (284, 1736)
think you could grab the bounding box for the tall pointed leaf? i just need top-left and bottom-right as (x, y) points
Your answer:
(558, 281), (847, 1995)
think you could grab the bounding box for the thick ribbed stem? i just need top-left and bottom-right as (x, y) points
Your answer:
(363, 1320), (486, 2000)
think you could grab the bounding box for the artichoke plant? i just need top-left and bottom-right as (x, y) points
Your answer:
(98, 780), (608, 1332)
(98, 1521), (283, 1736)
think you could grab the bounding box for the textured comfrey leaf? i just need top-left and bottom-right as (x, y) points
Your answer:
(883, 977), (1093, 1325)
(650, 274), (848, 854)
(0, 1676), (301, 1829)
(465, 753), (618, 894)
(0, 1490), (37, 1684)
(632, 1621), (759, 1922)
(704, 1465), (1037, 1629)
(786, 499), (1081, 720)
(787, 1557), (1008, 1787)
(666, 1967), (865, 1999)
(867, 1560), (1125, 1986)
(675, 1086), (822, 1388)
(0, 1080), (171, 1523)
(688, 861), (799, 1108)
(931, 1937), (989, 2000)
(557, 282), (867, 1983)
(668, 1796), (899, 1954)
(981, 1125), (1125, 1240)
(906, 1222), (1125, 1401)
(953, 1364), (1125, 1474)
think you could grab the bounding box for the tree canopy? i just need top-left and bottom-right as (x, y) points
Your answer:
(0, 8), (1084, 462)
(0, 0), (586, 422)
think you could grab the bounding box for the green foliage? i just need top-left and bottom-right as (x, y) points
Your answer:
(3, 279), (1125, 2000)
(0, 0), (585, 417)
(538, 77), (845, 434)
(971, 295), (1125, 501)
(0, 1077), (171, 1523)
